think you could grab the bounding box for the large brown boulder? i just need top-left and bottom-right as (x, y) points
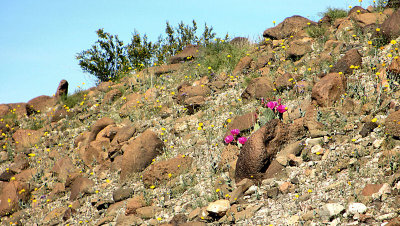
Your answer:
(174, 83), (211, 104)
(169, 45), (199, 64)
(235, 119), (288, 182)
(12, 129), (42, 152)
(51, 157), (77, 182)
(385, 110), (400, 138)
(0, 181), (30, 217)
(348, 6), (369, 17)
(353, 13), (387, 27)
(287, 37), (313, 59)
(88, 117), (115, 143)
(329, 49), (362, 75)
(224, 111), (258, 138)
(311, 73), (346, 107)
(241, 77), (275, 100)
(142, 155), (193, 187)
(119, 93), (143, 117)
(381, 8), (400, 40)
(120, 129), (164, 180)
(233, 56), (252, 75)
(68, 176), (95, 200)
(263, 15), (317, 40)
(55, 79), (68, 98)
(7, 103), (34, 118)
(103, 89), (122, 104)
(0, 105), (10, 119)
(27, 95), (56, 113)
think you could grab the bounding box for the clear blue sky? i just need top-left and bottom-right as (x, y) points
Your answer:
(1, 0), (369, 104)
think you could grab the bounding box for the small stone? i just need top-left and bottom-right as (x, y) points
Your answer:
(276, 155), (288, 166)
(347, 203), (367, 215)
(287, 215), (300, 224)
(266, 187), (279, 199)
(279, 182), (294, 194)
(373, 139), (384, 149)
(376, 212), (398, 221)
(113, 187), (134, 202)
(320, 203), (345, 219)
(206, 200), (230, 217)
(311, 144), (323, 154)
(244, 185), (257, 195)
(305, 138), (323, 146)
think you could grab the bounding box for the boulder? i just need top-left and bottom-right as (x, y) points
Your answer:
(329, 49), (362, 75)
(142, 155), (193, 187)
(348, 6), (369, 17)
(51, 157), (77, 182)
(388, 57), (400, 75)
(120, 129), (164, 180)
(125, 195), (146, 215)
(206, 200), (230, 217)
(311, 73), (346, 107)
(235, 119), (288, 182)
(385, 110), (400, 138)
(113, 187), (134, 202)
(27, 95), (56, 113)
(88, 117), (115, 143)
(0, 181), (30, 217)
(233, 56), (252, 75)
(68, 176), (95, 200)
(12, 129), (42, 152)
(241, 77), (275, 100)
(287, 37), (313, 59)
(263, 15), (317, 40)
(103, 89), (122, 104)
(169, 45), (199, 64)
(55, 79), (68, 98)
(353, 13), (387, 27)
(174, 83), (211, 104)
(224, 111), (258, 138)
(119, 93), (143, 117)
(381, 8), (400, 40)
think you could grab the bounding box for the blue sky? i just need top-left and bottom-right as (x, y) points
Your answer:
(0, 0), (368, 104)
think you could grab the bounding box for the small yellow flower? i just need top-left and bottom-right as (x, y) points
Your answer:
(168, 173), (172, 178)
(10, 177), (15, 181)
(227, 119), (231, 123)
(227, 54), (231, 58)
(352, 138), (356, 142)
(197, 126), (202, 131)
(28, 153), (35, 157)
(216, 188), (220, 192)
(208, 66), (212, 70)
(308, 189), (312, 193)
(157, 217), (162, 221)
(376, 28), (381, 32)
(198, 122), (203, 126)
(150, 185), (155, 189)
(391, 40), (397, 45)
(371, 118), (378, 123)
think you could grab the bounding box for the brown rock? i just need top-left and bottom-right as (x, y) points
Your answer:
(263, 15), (317, 40)
(0, 181), (30, 217)
(230, 37), (250, 46)
(279, 181), (294, 194)
(88, 117), (115, 143)
(385, 110), (400, 138)
(241, 77), (275, 100)
(120, 129), (164, 180)
(7, 103), (33, 118)
(330, 49), (362, 75)
(125, 195), (146, 215)
(142, 155), (193, 187)
(27, 95), (56, 113)
(388, 57), (400, 74)
(348, 6), (369, 17)
(111, 125), (136, 145)
(264, 159), (286, 179)
(136, 206), (162, 219)
(55, 79), (68, 98)
(69, 176), (95, 200)
(175, 83), (211, 104)
(51, 157), (77, 182)
(103, 89), (122, 104)
(119, 93), (143, 117)
(14, 168), (36, 183)
(97, 81), (113, 92)
(169, 45), (199, 64)
(74, 131), (90, 148)
(51, 108), (74, 122)
(153, 64), (180, 76)
(381, 8), (400, 41)
(275, 72), (295, 90)
(42, 207), (68, 225)
(311, 73), (346, 107)
(0, 104), (10, 119)
(12, 129), (42, 152)
(224, 111), (258, 138)
(233, 56), (252, 75)
(386, 0), (400, 9)
(184, 96), (206, 113)
(235, 119), (288, 182)
(361, 184), (383, 196)
(353, 13), (387, 27)
(113, 187), (134, 202)
(287, 38), (313, 58)
(81, 139), (110, 167)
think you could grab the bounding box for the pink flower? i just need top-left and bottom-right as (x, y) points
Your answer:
(267, 101), (278, 110)
(224, 135), (234, 144)
(238, 137), (248, 145)
(230, 129), (240, 136)
(276, 104), (287, 113)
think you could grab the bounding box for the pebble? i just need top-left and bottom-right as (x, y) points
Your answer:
(206, 200), (230, 216)
(376, 212), (398, 221)
(320, 203), (345, 219)
(347, 203), (367, 215)
(373, 139), (384, 149)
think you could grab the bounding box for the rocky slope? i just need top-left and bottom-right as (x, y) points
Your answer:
(2, 4), (400, 226)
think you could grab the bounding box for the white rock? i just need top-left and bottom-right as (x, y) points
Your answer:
(347, 203), (367, 215)
(287, 215), (300, 225)
(376, 212), (398, 221)
(206, 200), (230, 216)
(311, 144), (322, 154)
(305, 138), (323, 146)
(276, 155), (288, 166)
(320, 203), (345, 218)
(373, 139), (384, 149)
(244, 185), (258, 195)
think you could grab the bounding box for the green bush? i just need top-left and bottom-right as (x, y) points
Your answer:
(306, 25), (327, 41)
(322, 7), (348, 23)
(77, 20), (218, 83)
(60, 89), (88, 108)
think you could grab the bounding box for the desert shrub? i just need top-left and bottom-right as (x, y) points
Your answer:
(195, 37), (250, 78)
(77, 21), (218, 83)
(60, 89), (88, 108)
(76, 29), (130, 83)
(306, 25), (327, 42)
(322, 7), (347, 23)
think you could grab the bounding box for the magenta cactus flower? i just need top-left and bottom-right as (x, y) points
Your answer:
(238, 137), (248, 145)
(267, 101), (278, 110)
(230, 129), (240, 136)
(276, 104), (287, 113)
(224, 135), (234, 144)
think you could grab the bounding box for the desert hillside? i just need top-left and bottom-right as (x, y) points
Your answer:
(2, 3), (400, 226)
